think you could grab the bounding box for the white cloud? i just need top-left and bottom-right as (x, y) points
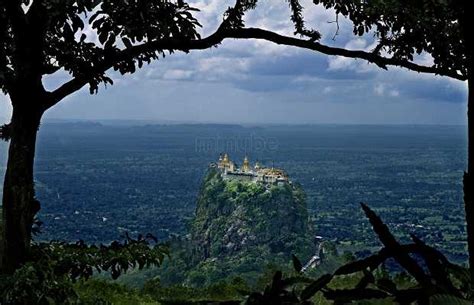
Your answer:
(389, 89), (400, 97)
(374, 83), (385, 96)
(373, 83), (400, 98)
(323, 86), (333, 94)
(197, 56), (251, 81)
(162, 69), (195, 81)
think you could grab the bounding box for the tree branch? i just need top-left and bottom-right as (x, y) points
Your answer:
(47, 26), (466, 111)
(46, 30), (225, 109)
(226, 28), (467, 81)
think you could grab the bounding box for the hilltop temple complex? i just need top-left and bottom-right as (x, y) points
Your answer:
(212, 153), (290, 185)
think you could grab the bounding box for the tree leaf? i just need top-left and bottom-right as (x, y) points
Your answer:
(300, 274), (332, 300)
(292, 254), (302, 273)
(360, 203), (431, 288)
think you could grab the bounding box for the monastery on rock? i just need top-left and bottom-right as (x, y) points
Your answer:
(212, 153), (290, 186)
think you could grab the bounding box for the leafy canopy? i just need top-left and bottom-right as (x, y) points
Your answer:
(313, 0), (467, 78)
(1, 0), (466, 110)
(0, 0), (202, 95)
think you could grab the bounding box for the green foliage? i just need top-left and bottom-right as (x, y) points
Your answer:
(30, 234), (169, 280)
(142, 277), (249, 304)
(0, 262), (79, 305)
(0, 235), (168, 305)
(75, 279), (159, 305)
(0, 0), (203, 94)
(177, 170), (313, 286)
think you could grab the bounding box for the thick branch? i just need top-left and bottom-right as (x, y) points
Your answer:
(46, 31), (225, 108)
(47, 27), (466, 110)
(46, 0), (245, 108)
(227, 28), (467, 81)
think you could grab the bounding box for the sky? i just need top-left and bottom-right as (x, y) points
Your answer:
(0, 0), (469, 125)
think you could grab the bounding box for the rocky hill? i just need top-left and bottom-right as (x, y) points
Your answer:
(182, 168), (313, 285)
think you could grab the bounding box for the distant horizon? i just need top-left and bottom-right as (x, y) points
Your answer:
(37, 117), (468, 127)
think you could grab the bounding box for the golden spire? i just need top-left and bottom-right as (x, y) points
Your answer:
(242, 155), (251, 172)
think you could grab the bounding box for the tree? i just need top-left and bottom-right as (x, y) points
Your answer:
(217, 0), (473, 288)
(306, 0), (472, 283)
(265, 0), (472, 287)
(233, 0), (474, 288)
(0, 0), (250, 274)
(0, 0), (468, 276)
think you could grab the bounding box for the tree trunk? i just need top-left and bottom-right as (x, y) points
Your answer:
(460, 0), (474, 286)
(465, 73), (474, 285)
(0, 107), (42, 274)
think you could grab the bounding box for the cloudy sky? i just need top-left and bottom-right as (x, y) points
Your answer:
(0, 0), (468, 125)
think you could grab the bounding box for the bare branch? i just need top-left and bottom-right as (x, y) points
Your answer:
(327, 14), (339, 41)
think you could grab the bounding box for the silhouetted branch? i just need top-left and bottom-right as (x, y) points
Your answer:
(410, 234), (460, 296)
(327, 13), (339, 41)
(249, 203), (470, 304)
(46, 0), (245, 109)
(46, 29), (224, 108)
(287, 0), (321, 41)
(47, 26), (465, 110)
(360, 203), (433, 289)
(323, 288), (389, 302)
(224, 28), (466, 81)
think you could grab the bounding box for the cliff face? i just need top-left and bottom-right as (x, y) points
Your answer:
(186, 169), (312, 283)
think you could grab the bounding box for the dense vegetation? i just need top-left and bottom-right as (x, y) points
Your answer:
(0, 123), (470, 304)
(135, 168), (313, 287)
(191, 170), (312, 281)
(1, 196), (471, 304)
(0, 123), (464, 260)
